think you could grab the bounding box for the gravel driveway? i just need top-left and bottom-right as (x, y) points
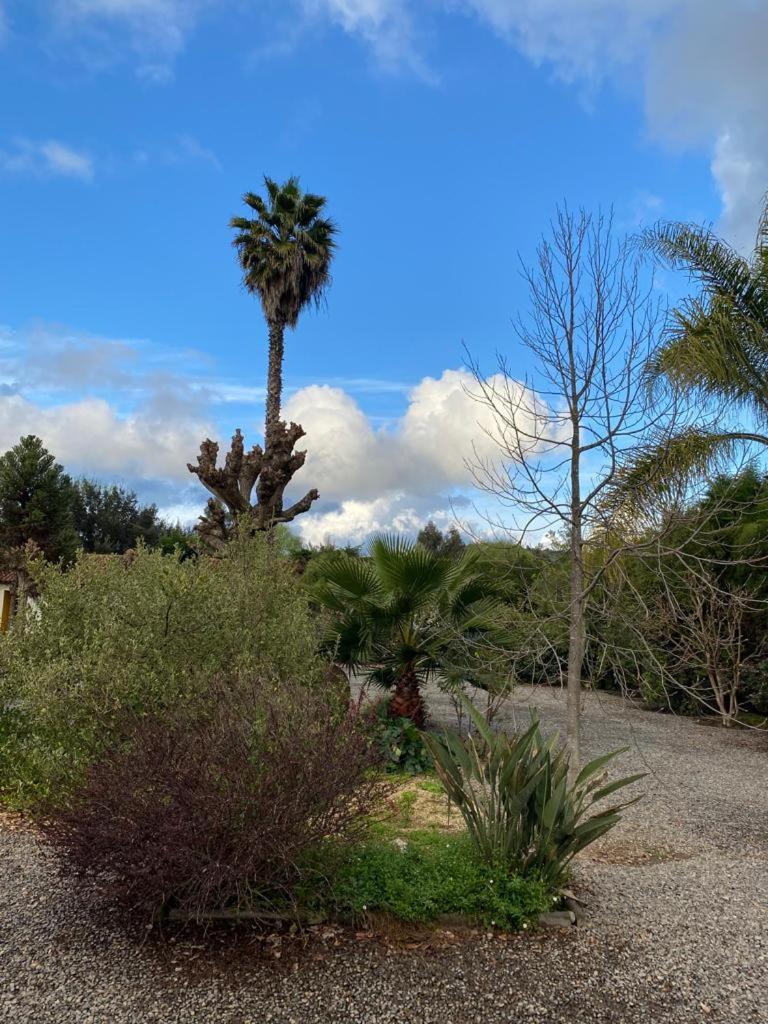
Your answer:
(2, 685), (766, 1024)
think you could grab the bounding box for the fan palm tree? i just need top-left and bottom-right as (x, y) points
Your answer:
(230, 177), (337, 440)
(313, 536), (506, 727)
(616, 196), (768, 502)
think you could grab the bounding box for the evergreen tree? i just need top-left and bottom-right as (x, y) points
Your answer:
(0, 435), (77, 561)
(417, 521), (465, 558)
(72, 479), (165, 554)
(230, 176), (338, 441)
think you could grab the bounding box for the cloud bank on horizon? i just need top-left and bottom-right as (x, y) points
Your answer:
(0, 321), (538, 544)
(282, 368), (546, 545)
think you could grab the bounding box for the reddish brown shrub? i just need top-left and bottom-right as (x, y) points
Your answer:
(39, 680), (383, 920)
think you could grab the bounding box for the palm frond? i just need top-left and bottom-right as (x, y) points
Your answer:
(603, 428), (747, 518)
(311, 552), (382, 610)
(230, 176), (338, 327)
(648, 300), (768, 417)
(369, 534), (450, 602)
(641, 221), (756, 317)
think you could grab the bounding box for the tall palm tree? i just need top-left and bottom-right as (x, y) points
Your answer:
(612, 195), (768, 503)
(230, 177), (337, 440)
(313, 535), (506, 727)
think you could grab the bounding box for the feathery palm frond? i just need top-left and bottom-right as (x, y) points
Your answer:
(608, 197), (768, 508)
(642, 198), (768, 414)
(230, 176), (337, 328)
(603, 428), (752, 522)
(641, 218), (767, 325)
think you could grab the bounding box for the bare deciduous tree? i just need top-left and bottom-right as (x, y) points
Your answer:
(598, 510), (768, 729)
(469, 207), (677, 772)
(653, 570), (761, 726)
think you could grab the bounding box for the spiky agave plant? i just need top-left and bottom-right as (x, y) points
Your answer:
(424, 697), (644, 889)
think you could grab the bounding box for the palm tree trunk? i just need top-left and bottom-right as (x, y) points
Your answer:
(265, 319), (285, 443)
(389, 667), (426, 728)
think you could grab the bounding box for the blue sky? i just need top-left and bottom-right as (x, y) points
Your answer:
(1, 1), (766, 543)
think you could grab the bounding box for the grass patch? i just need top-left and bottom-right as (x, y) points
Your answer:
(300, 830), (552, 930)
(380, 777), (462, 835)
(736, 710), (768, 729)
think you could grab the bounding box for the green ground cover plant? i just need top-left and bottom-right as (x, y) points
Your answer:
(366, 698), (433, 774)
(298, 829), (551, 929)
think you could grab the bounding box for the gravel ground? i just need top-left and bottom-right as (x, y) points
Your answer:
(2, 685), (767, 1024)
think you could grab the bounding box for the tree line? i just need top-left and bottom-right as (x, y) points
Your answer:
(0, 434), (191, 563)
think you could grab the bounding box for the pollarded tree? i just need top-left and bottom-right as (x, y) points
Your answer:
(0, 435), (77, 562)
(189, 178), (337, 543)
(314, 535), (506, 727)
(231, 176), (338, 442)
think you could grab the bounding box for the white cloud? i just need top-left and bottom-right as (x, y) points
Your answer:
(711, 131), (768, 253)
(50, 0), (214, 78)
(283, 367), (544, 543)
(0, 394), (211, 481)
(0, 139), (94, 181)
(467, 1), (768, 251)
(0, 323), (214, 482)
(300, 0), (429, 75)
(38, 0), (768, 243)
(0, 322), (547, 543)
(295, 495), (426, 546)
(284, 368), (533, 501)
(300, 0), (768, 252)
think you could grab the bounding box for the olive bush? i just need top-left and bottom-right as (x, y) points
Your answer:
(0, 535), (324, 807)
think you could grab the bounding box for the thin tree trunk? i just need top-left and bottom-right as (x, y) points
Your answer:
(265, 319), (285, 443)
(567, 400), (584, 779)
(567, 529), (585, 776)
(390, 666), (426, 728)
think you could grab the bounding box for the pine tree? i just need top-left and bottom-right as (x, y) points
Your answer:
(0, 435), (77, 562)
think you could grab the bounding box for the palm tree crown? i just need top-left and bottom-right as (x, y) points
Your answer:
(643, 196), (768, 425)
(231, 176), (337, 328)
(313, 535), (506, 727)
(230, 176), (337, 438)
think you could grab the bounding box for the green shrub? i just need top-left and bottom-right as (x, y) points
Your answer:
(0, 535), (323, 808)
(740, 659), (768, 715)
(424, 698), (644, 889)
(367, 699), (433, 774)
(302, 830), (550, 929)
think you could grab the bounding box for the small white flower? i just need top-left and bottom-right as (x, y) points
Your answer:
(523, 923), (529, 929)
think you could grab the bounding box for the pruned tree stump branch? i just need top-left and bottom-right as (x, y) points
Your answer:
(188, 424), (318, 547)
